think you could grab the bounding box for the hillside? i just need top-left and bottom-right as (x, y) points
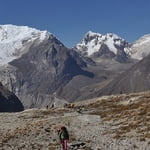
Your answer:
(95, 54), (150, 97)
(0, 91), (149, 150)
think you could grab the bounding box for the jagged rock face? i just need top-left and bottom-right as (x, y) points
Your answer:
(0, 25), (94, 108)
(0, 83), (24, 112)
(75, 31), (131, 63)
(6, 35), (93, 108)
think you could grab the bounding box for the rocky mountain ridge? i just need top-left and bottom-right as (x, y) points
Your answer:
(0, 24), (150, 109)
(75, 31), (150, 62)
(75, 31), (131, 62)
(0, 25), (95, 108)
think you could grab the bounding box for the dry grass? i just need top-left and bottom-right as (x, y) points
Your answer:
(1, 119), (50, 143)
(1, 91), (150, 149)
(85, 93), (150, 140)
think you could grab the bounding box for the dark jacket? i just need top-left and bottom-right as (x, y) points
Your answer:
(59, 127), (69, 140)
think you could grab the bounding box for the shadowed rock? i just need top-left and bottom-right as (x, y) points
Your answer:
(0, 82), (24, 112)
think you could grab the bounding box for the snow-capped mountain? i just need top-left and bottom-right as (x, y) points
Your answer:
(75, 31), (131, 58)
(130, 34), (150, 60)
(0, 24), (50, 65)
(0, 24), (90, 108)
(1, 24), (150, 109)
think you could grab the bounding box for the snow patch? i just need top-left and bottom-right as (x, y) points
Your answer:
(130, 34), (150, 60)
(105, 36), (118, 54)
(76, 31), (130, 56)
(0, 24), (51, 66)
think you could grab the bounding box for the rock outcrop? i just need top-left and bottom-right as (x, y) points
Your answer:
(0, 82), (24, 112)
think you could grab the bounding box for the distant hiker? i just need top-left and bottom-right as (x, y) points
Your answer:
(51, 103), (54, 109)
(58, 126), (69, 150)
(70, 103), (75, 109)
(46, 105), (49, 109)
(76, 105), (83, 114)
(120, 91), (123, 94)
(63, 103), (68, 108)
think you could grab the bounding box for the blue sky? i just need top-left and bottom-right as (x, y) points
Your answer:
(0, 0), (150, 47)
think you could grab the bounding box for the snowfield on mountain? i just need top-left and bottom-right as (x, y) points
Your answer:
(0, 25), (49, 65)
(75, 31), (131, 57)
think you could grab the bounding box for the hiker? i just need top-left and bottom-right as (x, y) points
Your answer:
(76, 105), (83, 114)
(46, 105), (49, 109)
(70, 103), (75, 109)
(51, 103), (54, 109)
(58, 126), (69, 150)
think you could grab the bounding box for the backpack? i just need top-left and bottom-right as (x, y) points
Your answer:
(59, 127), (69, 140)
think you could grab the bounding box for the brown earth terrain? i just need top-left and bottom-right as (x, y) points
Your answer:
(0, 91), (150, 150)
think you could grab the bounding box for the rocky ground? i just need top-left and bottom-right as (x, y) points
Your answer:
(0, 92), (150, 150)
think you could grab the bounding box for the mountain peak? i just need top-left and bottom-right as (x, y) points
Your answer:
(0, 24), (51, 41)
(85, 30), (102, 37)
(131, 34), (150, 60)
(75, 31), (130, 57)
(0, 24), (52, 66)
(85, 31), (123, 40)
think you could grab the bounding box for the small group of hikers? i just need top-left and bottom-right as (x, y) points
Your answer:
(64, 103), (84, 114)
(58, 126), (69, 150)
(46, 103), (55, 109)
